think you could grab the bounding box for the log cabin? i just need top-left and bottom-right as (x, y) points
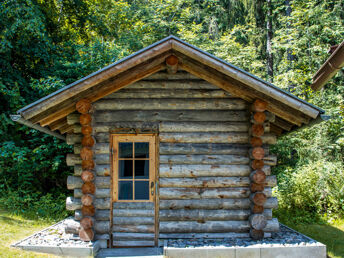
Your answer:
(12, 36), (326, 248)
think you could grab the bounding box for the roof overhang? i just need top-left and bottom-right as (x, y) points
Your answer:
(15, 35), (325, 138)
(311, 40), (344, 91)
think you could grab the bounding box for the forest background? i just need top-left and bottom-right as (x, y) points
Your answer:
(0, 0), (344, 226)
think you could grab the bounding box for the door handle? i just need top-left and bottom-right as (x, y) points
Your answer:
(150, 182), (154, 195)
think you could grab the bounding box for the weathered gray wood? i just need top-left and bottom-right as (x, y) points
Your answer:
(67, 114), (80, 125)
(113, 240), (155, 247)
(64, 218), (80, 234)
(95, 234), (110, 240)
(113, 233), (155, 240)
(113, 202), (154, 209)
(74, 188), (110, 198)
(67, 176), (110, 189)
(94, 221), (110, 234)
(75, 209), (110, 221)
(159, 132), (276, 144)
(158, 232), (250, 239)
(159, 176), (276, 188)
(94, 110), (248, 123)
(159, 132), (248, 144)
(159, 198), (277, 210)
(94, 154), (110, 165)
(159, 121), (270, 133)
(159, 221), (249, 233)
(263, 218), (280, 232)
(113, 209), (154, 217)
(159, 209), (252, 221)
(125, 80), (217, 89)
(93, 122), (159, 134)
(66, 197), (110, 210)
(105, 89), (232, 99)
(159, 164), (250, 177)
(66, 134), (82, 145)
(160, 164), (271, 177)
(113, 217), (155, 225)
(113, 225), (155, 233)
(66, 154), (81, 166)
(94, 98), (246, 110)
(249, 214), (267, 230)
(159, 187), (272, 200)
(159, 143), (249, 155)
(160, 155), (249, 165)
(262, 155), (277, 166)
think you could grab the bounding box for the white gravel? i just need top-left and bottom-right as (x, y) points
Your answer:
(13, 217), (93, 248)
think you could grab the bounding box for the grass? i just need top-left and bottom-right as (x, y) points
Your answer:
(0, 209), (58, 258)
(284, 219), (344, 258)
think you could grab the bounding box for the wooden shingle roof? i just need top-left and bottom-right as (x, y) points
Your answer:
(14, 36), (325, 139)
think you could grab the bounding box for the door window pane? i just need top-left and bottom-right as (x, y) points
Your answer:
(119, 160), (133, 179)
(134, 181), (149, 200)
(119, 142), (132, 158)
(135, 160), (149, 179)
(135, 142), (149, 158)
(119, 181), (133, 200)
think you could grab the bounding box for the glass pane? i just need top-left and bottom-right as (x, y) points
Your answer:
(119, 160), (133, 179)
(119, 181), (133, 200)
(134, 181), (149, 200)
(135, 160), (149, 179)
(135, 142), (149, 158)
(119, 142), (132, 158)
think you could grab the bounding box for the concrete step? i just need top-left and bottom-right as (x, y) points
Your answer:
(96, 247), (163, 258)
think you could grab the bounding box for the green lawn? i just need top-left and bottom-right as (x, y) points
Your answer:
(0, 209), (58, 258)
(285, 220), (344, 258)
(1, 208), (344, 257)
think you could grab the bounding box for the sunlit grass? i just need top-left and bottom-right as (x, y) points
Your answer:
(0, 209), (58, 258)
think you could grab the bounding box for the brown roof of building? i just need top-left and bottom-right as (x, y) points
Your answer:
(13, 36), (325, 139)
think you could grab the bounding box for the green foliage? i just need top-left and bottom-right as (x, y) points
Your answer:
(0, 0), (343, 221)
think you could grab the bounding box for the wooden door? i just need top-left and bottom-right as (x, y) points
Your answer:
(111, 135), (157, 247)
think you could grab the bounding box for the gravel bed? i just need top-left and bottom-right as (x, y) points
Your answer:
(167, 224), (320, 248)
(13, 217), (93, 248)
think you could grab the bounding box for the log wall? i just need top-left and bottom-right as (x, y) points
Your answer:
(65, 71), (279, 245)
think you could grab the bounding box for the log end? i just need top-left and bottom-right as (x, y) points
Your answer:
(79, 228), (94, 241)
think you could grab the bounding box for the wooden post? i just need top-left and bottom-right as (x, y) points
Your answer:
(76, 98), (95, 241)
(249, 99), (268, 240)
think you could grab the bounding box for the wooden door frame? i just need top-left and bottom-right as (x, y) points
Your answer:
(109, 133), (159, 247)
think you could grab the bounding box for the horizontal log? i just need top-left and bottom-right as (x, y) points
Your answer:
(74, 188), (110, 198)
(67, 176), (110, 189)
(158, 232), (250, 239)
(67, 114), (80, 125)
(95, 234), (110, 240)
(74, 164), (111, 176)
(159, 187), (272, 200)
(105, 89), (232, 99)
(264, 218), (279, 232)
(159, 176), (276, 188)
(95, 221), (110, 234)
(159, 221), (249, 233)
(66, 154), (81, 166)
(113, 240), (155, 247)
(95, 154), (110, 165)
(94, 110), (248, 123)
(125, 80), (219, 89)
(160, 121), (249, 133)
(66, 134), (82, 145)
(113, 224), (155, 233)
(159, 132), (276, 144)
(113, 217), (155, 225)
(66, 197), (110, 210)
(113, 202), (155, 210)
(159, 143), (249, 155)
(75, 209), (110, 221)
(159, 197), (277, 210)
(159, 155), (249, 165)
(113, 209), (154, 217)
(113, 233), (155, 240)
(160, 164), (270, 177)
(64, 218), (80, 234)
(159, 209), (272, 221)
(94, 98), (247, 110)
(93, 122), (159, 134)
